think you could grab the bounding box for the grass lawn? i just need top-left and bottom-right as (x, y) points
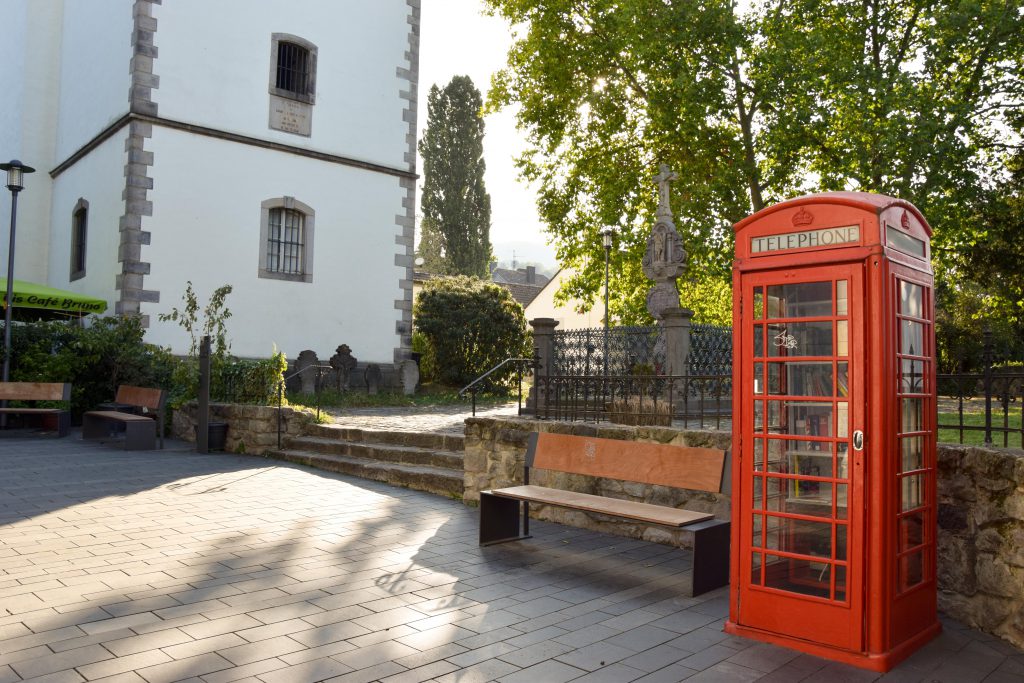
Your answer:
(938, 403), (1023, 447)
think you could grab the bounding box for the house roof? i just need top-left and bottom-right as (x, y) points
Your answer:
(412, 270), (544, 307)
(490, 267), (550, 287)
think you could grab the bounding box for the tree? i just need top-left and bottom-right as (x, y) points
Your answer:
(418, 76), (493, 277)
(414, 276), (531, 388)
(482, 0), (1024, 323)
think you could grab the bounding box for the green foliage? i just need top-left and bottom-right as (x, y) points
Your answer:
(217, 353), (287, 405)
(935, 278), (1023, 373)
(418, 76), (493, 277)
(954, 149), (1024, 333)
(157, 282), (286, 408)
(411, 330), (438, 383)
(6, 316), (174, 418)
(158, 281), (233, 358)
(413, 276), (531, 388)
(483, 0), (1024, 323)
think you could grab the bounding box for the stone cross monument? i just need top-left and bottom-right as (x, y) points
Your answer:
(642, 164), (693, 378)
(642, 164), (687, 319)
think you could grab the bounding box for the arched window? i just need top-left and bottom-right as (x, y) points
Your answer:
(259, 197), (315, 283)
(70, 198), (88, 281)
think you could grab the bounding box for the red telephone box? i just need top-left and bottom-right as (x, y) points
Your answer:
(724, 192), (940, 671)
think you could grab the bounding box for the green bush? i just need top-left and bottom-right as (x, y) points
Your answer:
(413, 275), (531, 389)
(5, 316), (174, 419)
(411, 330), (438, 383)
(216, 353), (288, 405)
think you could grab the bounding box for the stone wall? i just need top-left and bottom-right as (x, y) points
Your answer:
(937, 444), (1024, 648)
(172, 402), (316, 455)
(465, 417), (1024, 649)
(464, 417), (731, 548)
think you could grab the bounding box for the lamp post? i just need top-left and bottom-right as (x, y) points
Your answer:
(602, 227), (614, 376)
(1, 160), (35, 383)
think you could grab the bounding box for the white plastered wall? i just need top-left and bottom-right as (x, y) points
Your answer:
(151, 0), (410, 169)
(0, 0), (66, 282)
(48, 132), (128, 308)
(143, 126), (404, 361)
(53, 0), (133, 162)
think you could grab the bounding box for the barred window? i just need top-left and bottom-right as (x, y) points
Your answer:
(267, 208), (305, 275)
(70, 198), (88, 281)
(269, 34), (317, 105)
(259, 197), (315, 283)
(276, 42), (309, 96)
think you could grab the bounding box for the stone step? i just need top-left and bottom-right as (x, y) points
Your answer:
(265, 449), (464, 499)
(284, 436), (464, 471)
(306, 424), (464, 451)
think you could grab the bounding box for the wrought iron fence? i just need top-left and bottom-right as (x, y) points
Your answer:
(532, 373), (732, 430)
(690, 323), (732, 376)
(552, 326), (665, 376)
(937, 327), (1024, 448)
(937, 370), (1024, 448)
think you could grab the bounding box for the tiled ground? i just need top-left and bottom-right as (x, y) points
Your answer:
(1, 435), (1021, 683)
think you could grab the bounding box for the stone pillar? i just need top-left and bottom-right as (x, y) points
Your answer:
(529, 318), (560, 376)
(527, 318), (559, 412)
(661, 307), (694, 377)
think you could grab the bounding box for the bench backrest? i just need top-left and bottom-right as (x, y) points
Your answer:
(115, 385), (166, 412)
(0, 382), (71, 402)
(526, 432), (730, 495)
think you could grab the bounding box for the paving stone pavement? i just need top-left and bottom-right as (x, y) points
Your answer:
(324, 403), (522, 434)
(1, 435), (1021, 683)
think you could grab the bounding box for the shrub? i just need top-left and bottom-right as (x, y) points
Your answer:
(6, 316), (174, 419)
(414, 275), (531, 389)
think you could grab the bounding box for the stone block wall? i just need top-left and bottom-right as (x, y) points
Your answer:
(172, 402), (316, 454)
(937, 444), (1024, 648)
(465, 417), (1024, 650)
(464, 417), (731, 548)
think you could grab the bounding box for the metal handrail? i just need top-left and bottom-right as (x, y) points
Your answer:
(277, 363), (333, 449)
(459, 356), (536, 417)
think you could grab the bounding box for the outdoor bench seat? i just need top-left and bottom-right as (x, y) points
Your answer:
(82, 385), (166, 450)
(0, 382), (72, 436)
(479, 432), (731, 596)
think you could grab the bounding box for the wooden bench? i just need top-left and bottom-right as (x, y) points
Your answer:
(0, 382), (72, 436)
(480, 432), (731, 596)
(82, 385), (166, 450)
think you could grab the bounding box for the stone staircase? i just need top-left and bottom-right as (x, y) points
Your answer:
(265, 424), (465, 498)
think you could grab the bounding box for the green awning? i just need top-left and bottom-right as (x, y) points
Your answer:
(0, 278), (108, 316)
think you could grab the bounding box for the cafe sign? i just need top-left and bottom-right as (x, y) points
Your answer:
(751, 225), (860, 254)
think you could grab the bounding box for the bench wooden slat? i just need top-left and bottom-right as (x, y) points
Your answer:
(83, 410), (154, 422)
(0, 382), (71, 402)
(530, 432), (727, 493)
(486, 485), (715, 527)
(0, 408), (66, 414)
(114, 386), (164, 411)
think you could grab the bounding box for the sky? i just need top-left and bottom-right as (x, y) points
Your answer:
(416, 0), (558, 270)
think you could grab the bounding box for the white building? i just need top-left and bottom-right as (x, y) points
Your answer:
(524, 268), (607, 330)
(0, 0), (419, 365)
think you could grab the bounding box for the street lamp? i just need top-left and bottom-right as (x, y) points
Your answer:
(1, 160), (36, 383)
(602, 227), (614, 376)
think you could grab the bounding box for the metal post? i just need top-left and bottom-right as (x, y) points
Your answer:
(197, 335), (210, 453)
(2, 188), (21, 384)
(983, 327), (993, 447)
(277, 381), (283, 450)
(603, 238), (611, 377)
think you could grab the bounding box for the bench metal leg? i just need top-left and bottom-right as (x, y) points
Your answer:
(479, 493), (530, 545)
(124, 421), (156, 450)
(689, 519), (730, 596)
